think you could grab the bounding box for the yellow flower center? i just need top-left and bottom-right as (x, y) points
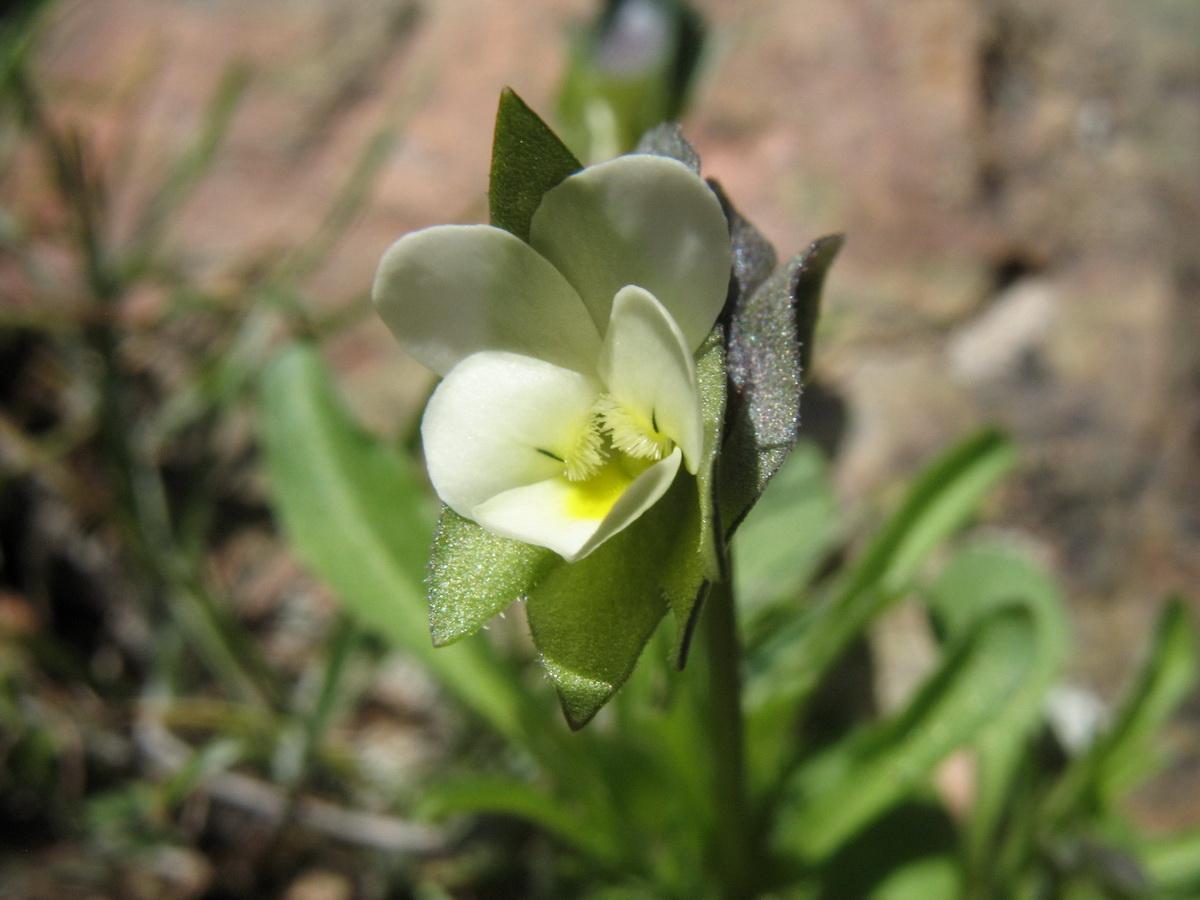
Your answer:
(563, 454), (652, 519)
(535, 393), (675, 520)
(594, 393), (674, 462)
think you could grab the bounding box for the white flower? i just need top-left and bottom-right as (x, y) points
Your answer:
(373, 155), (730, 561)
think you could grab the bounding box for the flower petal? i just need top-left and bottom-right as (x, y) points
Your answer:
(474, 449), (682, 562)
(421, 351), (602, 517)
(529, 155), (731, 350)
(599, 285), (703, 473)
(373, 224), (601, 376)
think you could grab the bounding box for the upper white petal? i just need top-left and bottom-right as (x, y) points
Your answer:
(529, 155), (731, 350)
(421, 351), (601, 518)
(474, 449), (682, 562)
(373, 224), (602, 376)
(599, 285), (703, 473)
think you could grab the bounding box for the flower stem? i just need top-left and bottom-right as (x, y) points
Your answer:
(704, 575), (753, 899)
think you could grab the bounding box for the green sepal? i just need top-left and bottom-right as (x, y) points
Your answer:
(720, 234), (843, 533)
(527, 481), (694, 728)
(489, 88), (582, 241)
(661, 326), (727, 667)
(429, 507), (557, 647)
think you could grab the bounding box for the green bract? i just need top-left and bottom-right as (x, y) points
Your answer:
(372, 90), (839, 726)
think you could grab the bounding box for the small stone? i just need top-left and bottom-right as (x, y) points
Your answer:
(284, 869), (354, 900)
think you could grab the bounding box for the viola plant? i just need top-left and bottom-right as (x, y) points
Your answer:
(259, 90), (1199, 900)
(370, 89), (839, 726)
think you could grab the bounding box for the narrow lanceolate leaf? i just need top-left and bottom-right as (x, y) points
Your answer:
(526, 483), (686, 728)
(745, 429), (1018, 791)
(489, 88), (582, 241)
(1049, 598), (1197, 821)
(429, 508), (557, 646)
(419, 776), (621, 863)
(1091, 598), (1196, 800)
(776, 607), (1037, 863)
(925, 543), (1069, 870)
(926, 544), (1068, 744)
(720, 234), (843, 534)
(259, 343), (528, 743)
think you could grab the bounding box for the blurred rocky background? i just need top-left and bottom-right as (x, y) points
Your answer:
(3, 0), (1198, 893)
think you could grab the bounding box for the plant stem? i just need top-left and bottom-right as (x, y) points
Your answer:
(704, 576), (753, 899)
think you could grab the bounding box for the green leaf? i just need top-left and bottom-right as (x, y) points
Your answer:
(734, 439), (839, 622)
(1092, 598), (1196, 798)
(420, 775), (620, 862)
(489, 88), (582, 241)
(925, 542), (1070, 870)
(853, 428), (1018, 600)
(429, 508), (556, 646)
(776, 607), (1036, 862)
(259, 342), (529, 743)
(1142, 828), (1200, 896)
(720, 234), (843, 533)
(526, 484), (692, 728)
(746, 429), (1018, 790)
(1049, 598), (1197, 820)
(868, 855), (961, 900)
(809, 802), (959, 900)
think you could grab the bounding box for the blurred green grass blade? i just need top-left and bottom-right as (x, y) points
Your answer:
(925, 543), (1070, 866)
(775, 606), (1036, 862)
(126, 62), (251, 266)
(419, 776), (622, 863)
(258, 341), (530, 743)
(866, 855), (961, 900)
(282, 122), (399, 284)
(1142, 828), (1200, 896)
(733, 439), (839, 623)
(1092, 598), (1196, 798)
(1050, 598), (1196, 819)
(746, 429), (1017, 789)
(850, 428), (1017, 599)
(0, 0), (52, 84)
